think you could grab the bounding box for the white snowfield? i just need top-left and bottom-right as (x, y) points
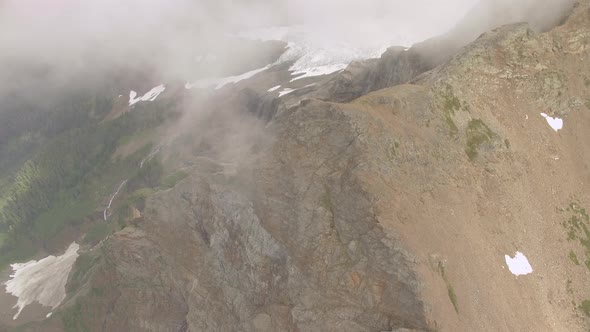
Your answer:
(504, 251), (533, 276)
(186, 65), (270, 90)
(240, 26), (390, 81)
(4, 242), (80, 320)
(129, 84), (166, 106)
(540, 113), (563, 132)
(290, 63), (347, 82)
(278, 88), (295, 97)
(188, 24), (426, 91)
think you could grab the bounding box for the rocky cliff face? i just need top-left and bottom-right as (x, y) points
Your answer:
(15, 1), (590, 331)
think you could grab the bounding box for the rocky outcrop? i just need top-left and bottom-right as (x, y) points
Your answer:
(311, 47), (431, 103)
(312, 0), (577, 104)
(52, 97), (430, 331)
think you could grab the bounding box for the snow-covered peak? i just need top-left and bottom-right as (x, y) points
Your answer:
(234, 26), (376, 81)
(191, 8), (469, 91)
(235, 25), (420, 82)
(187, 23), (408, 91)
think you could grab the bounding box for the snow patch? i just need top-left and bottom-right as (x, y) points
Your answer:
(237, 26), (396, 81)
(186, 65), (270, 90)
(129, 84), (166, 106)
(504, 252), (533, 276)
(193, 24), (414, 89)
(278, 88), (295, 97)
(540, 113), (563, 131)
(278, 30), (386, 81)
(4, 242), (80, 320)
(268, 85), (282, 92)
(290, 64), (347, 82)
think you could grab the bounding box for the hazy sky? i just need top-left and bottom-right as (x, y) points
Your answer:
(0, 0), (478, 67)
(0, 0), (576, 94)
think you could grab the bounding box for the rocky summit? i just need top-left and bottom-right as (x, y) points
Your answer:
(1, 0), (590, 331)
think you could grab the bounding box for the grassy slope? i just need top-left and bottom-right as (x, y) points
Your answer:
(0, 95), (177, 270)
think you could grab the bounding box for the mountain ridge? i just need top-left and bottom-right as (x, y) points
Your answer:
(1, 0), (589, 331)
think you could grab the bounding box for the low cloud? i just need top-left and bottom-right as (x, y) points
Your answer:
(0, 0), (577, 103)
